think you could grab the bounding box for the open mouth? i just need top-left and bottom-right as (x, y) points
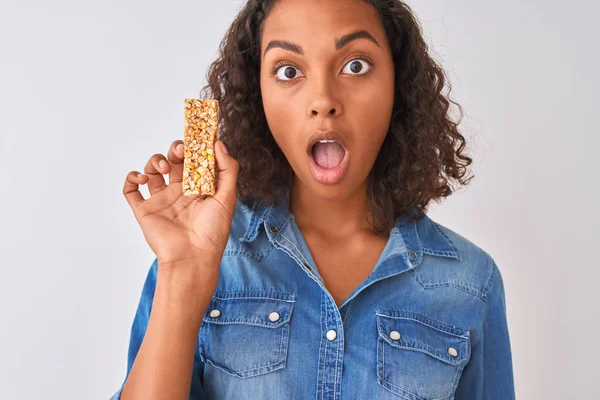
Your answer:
(308, 140), (349, 184)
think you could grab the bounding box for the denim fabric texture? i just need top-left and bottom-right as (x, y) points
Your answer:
(111, 192), (515, 399)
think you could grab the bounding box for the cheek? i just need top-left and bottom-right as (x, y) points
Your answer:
(351, 85), (393, 140)
(345, 84), (394, 167)
(261, 87), (302, 152)
(263, 97), (290, 131)
(261, 85), (294, 130)
(263, 101), (294, 154)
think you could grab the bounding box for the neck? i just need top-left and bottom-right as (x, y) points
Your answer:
(289, 177), (376, 240)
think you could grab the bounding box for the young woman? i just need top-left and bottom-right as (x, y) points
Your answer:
(114, 0), (515, 399)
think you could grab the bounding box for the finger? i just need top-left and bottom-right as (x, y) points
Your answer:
(143, 154), (168, 195)
(123, 171), (149, 210)
(212, 140), (239, 213)
(166, 140), (185, 185)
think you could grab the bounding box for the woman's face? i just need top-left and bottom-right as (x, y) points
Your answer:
(259, 0), (395, 200)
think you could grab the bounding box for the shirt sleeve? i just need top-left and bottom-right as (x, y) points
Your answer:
(454, 258), (516, 399)
(109, 258), (208, 400)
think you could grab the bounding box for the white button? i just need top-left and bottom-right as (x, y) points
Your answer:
(268, 312), (280, 322)
(389, 330), (401, 341)
(448, 347), (458, 357)
(209, 309), (221, 318)
(326, 329), (337, 341)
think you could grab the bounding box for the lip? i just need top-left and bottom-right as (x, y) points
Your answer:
(306, 130), (349, 155)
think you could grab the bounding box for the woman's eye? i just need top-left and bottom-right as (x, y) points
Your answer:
(342, 59), (371, 75)
(273, 58), (371, 82)
(275, 65), (303, 81)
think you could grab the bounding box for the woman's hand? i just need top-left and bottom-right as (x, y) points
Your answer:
(122, 139), (239, 274)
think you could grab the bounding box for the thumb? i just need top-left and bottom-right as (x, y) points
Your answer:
(213, 140), (239, 210)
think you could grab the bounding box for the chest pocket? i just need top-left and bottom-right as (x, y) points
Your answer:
(199, 291), (295, 379)
(376, 309), (471, 400)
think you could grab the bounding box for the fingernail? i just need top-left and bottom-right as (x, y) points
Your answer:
(220, 141), (228, 154)
(176, 143), (183, 152)
(159, 160), (168, 169)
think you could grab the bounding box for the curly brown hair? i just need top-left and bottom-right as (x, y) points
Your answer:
(199, 0), (474, 235)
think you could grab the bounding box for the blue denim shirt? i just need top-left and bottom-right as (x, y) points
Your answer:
(111, 194), (515, 400)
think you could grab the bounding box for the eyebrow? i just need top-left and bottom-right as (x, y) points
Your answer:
(263, 29), (380, 59)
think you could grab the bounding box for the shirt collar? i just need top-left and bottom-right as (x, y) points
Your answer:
(239, 188), (460, 263)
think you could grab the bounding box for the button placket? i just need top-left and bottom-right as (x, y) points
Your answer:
(315, 297), (344, 399)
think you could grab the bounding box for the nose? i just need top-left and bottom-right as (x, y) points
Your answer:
(307, 76), (342, 118)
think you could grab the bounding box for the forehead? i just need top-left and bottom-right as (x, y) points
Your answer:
(261, 0), (385, 51)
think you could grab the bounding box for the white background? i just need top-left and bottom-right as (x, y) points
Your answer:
(1, 0), (598, 398)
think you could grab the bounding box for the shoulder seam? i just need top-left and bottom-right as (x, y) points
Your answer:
(481, 255), (497, 302)
(430, 220), (462, 260)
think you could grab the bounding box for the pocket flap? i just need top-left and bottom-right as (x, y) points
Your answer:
(203, 291), (295, 329)
(376, 309), (470, 366)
